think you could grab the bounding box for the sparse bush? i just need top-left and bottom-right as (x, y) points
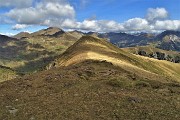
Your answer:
(148, 80), (164, 89)
(107, 78), (132, 88)
(166, 82), (180, 87)
(84, 70), (95, 77)
(138, 50), (147, 56)
(134, 80), (150, 88)
(79, 75), (88, 80)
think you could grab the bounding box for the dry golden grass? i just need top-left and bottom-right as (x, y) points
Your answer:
(1, 60), (180, 120)
(54, 36), (180, 82)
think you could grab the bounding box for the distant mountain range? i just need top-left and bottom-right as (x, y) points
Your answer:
(155, 30), (180, 51)
(10, 27), (180, 52)
(0, 27), (180, 76)
(13, 27), (83, 40)
(86, 30), (180, 52)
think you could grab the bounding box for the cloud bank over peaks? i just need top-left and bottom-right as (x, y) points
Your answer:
(1, 0), (180, 33)
(62, 8), (179, 33)
(154, 20), (180, 31)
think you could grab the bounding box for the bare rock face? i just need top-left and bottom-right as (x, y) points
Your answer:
(158, 35), (180, 51)
(156, 31), (180, 51)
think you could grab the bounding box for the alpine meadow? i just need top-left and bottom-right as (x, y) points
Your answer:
(0, 0), (180, 119)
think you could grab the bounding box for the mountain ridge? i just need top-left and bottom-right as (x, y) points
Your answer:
(10, 27), (180, 51)
(0, 35), (180, 119)
(49, 35), (180, 82)
(0, 28), (180, 78)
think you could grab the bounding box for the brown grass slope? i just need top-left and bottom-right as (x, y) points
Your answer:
(0, 36), (180, 119)
(0, 60), (180, 120)
(52, 36), (180, 82)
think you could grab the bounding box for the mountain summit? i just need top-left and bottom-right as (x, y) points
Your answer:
(31, 27), (65, 37)
(49, 36), (180, 82)
(13, 32), (30, 39)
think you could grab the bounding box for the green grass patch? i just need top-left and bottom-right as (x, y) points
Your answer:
(134, 80), (151, 88)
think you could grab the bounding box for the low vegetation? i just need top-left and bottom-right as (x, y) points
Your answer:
(0, 60), (180, 119)
(0, 65), (18, 82)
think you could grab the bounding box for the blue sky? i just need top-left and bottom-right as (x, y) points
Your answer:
(74, 0), (180, 21)
(0, 0), (180, 35)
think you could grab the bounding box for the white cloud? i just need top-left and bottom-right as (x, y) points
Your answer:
(42, 0), (67, 3)
(0, 0), (32, 8)
(124, 18), (149, 31)
(6, 1), (75, 25)
(146, 8), (168, 22)
(68, 18), (149, 32)
(97, 20), (124, 32)
(0, 32), (16, 36)
(154, 20), (180, 31)
(1, 1), (180, 33)
(79, 20), (99, 31)
(62, 20), (124, 32)
(61, 19), (78, 29)
(78, 17), (180, 33)
(12, 24), (29, 30)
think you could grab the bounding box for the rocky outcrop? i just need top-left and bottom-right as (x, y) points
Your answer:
(137, 50), (180, 63)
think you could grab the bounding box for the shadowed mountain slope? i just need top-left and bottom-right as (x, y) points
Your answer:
(0, 34), (16, 44)
(1, 28), (79, 74)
